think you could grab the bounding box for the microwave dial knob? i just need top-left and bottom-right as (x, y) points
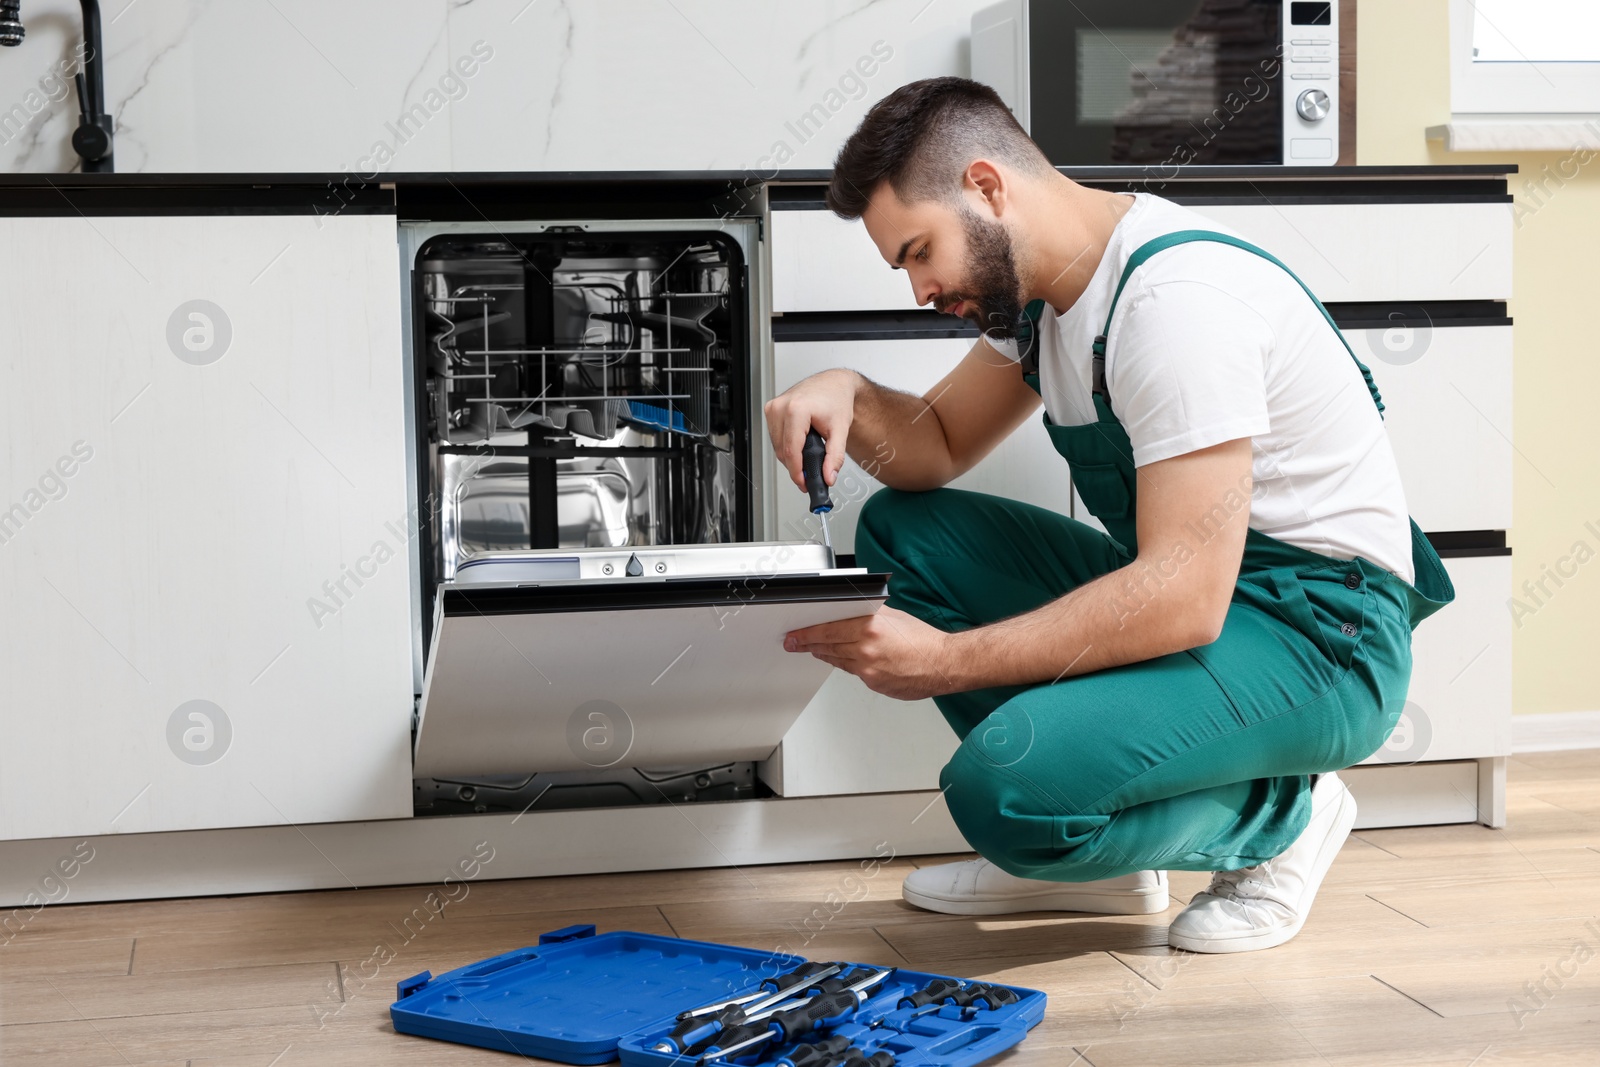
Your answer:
(1296, 88), (1331, 122)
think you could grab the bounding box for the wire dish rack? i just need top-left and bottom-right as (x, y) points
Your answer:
(417, 232), (743, 567)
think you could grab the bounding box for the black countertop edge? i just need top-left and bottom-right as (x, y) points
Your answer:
(0, 164), (1518, 189)
(772, 303), (1512, 343)
(773, 164), (1520, 182)
(1425, 531), (1509, 557)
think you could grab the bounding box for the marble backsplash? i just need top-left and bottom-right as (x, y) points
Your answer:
(0, 0), (990, 173)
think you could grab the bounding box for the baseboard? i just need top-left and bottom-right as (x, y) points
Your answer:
(0, 790), (967, 909)
(1512, 710), (1600, 753)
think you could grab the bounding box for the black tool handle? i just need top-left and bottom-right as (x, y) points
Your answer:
(809, 967), (879, 996)
(776, 1033), (853, 1067)
(964, 983), (1020, 1010)
(764, 961), (836, 993)
(802, 429), (832, 514)
(689, 1020), (768, 1057)
(767, 990), (859, 1042)
(833, 1051), (896, 1067)
(897, 977), (963, 1009)
(665, 1005), (743, 1052)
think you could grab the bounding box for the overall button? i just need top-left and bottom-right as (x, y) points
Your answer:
(1340, 622), (1360, 637)
(1344, 573), (1362, 589)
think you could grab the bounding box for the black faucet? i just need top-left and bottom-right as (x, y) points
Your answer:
(0, 0), (115, 172)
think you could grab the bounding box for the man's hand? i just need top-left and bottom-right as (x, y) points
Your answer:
(783, 606), (961, 700)
(764, 368), (861, 493)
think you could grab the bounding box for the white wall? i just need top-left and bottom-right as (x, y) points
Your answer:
(0, 0), (990, 173)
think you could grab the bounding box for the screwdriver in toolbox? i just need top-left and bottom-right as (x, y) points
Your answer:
(693, 968), (892, 1063)
(824, 1050), (896, 1067)
(896, 977), (964, 1009)
(801, 428), (834, 568)
(883, 979), (1017, 1023)
(950, 983), (1020, 1010)
(676, 962), (844, 1021)
(656, 964), (849, 1053)
(767, 1034), (895, 1067)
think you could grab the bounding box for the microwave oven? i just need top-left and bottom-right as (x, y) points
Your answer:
(972, 0), (1341, 166)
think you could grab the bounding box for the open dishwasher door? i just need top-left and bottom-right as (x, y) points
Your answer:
(412, 543), (888, 779)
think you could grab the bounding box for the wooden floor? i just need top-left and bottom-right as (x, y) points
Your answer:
(3, 751), (1598, 1066)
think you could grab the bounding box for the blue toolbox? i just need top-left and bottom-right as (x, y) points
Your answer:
(390, 924), (1046, 1066)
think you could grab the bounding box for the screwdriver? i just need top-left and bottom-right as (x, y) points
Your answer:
(952, 983), (1020, 1010)
(676, 962), (843, 1020)
(768, 1034), (852, 1067)
(801, 428), (835, 568)
(688, 968), (890, 1058)
(829, 1050), (896, 1067)
(693, 991), (859, 1064)
(657, 963), (847, 1053)
(896, 977), (964, 1010)
(771, 1035), (896, 1067)
(694, 968), (891, 1063)
(676, 969), (889, 1059)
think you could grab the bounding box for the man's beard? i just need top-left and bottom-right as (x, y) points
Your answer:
(942, 206), (1025, 341)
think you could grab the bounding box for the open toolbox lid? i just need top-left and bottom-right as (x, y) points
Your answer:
(414, 544), (889, 778)
(391, 925), (1046, 1066)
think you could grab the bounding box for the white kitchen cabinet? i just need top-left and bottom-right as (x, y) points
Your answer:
(1362, 554), (1513, 766)
(0, 214), (414, 840)
(1356, 325), (1514, 533)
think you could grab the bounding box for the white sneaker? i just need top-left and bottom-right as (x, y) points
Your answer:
(902, 859), (1169, 916)
(1167, 771), (1358, 954)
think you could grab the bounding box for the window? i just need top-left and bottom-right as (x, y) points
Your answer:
(1450, 0), (1600, 113)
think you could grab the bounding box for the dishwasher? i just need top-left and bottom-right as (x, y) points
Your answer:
(399, 215), (888, 816)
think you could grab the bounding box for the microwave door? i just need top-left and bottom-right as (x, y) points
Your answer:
(1026, 0), (1285, 166)
(412, 573), (889, 780)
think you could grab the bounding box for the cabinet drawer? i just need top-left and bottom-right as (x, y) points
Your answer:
(771, 210), (920, 313)
(1189, 202), (1513, 303)
(771, 338), (1076, 556)
(1362, 553), (1511, 766)
(1350, 324), (1512, 534)
(773, 201), (1514, 313)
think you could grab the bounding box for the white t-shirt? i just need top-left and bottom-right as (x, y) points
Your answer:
(990, 193), (1415, 583)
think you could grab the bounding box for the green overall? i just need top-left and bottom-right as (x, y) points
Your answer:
(854, 230), (1455, 880)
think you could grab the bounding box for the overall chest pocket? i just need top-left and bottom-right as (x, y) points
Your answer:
(1043, 415), (1137, 522)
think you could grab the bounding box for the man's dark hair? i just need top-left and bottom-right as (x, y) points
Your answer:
(826, 77), (1054, 220)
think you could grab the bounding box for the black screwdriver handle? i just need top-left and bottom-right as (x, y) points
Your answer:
(964, 983), (1020, 1009)
(776, 1033), (854, 1067)
(802, 428), (832, 514)
(809, 967), (880, 996)
(664, 1004), (744, 1052)
(897, 977), (963, 1009)
(834, 1050), (896, 1067)
(767, 990), (860, 1042)
(689, 1020), (768, 1057)
(764, 961), (836, 992)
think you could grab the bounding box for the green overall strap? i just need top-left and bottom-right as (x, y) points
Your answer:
(1093, 229), (1386, 419)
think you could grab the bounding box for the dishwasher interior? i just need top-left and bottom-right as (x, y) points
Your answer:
(406, 222), (874, 816)
(418, 228), (750, 571)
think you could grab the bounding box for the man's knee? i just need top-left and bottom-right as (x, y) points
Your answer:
(940, 709), (1130, 882)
